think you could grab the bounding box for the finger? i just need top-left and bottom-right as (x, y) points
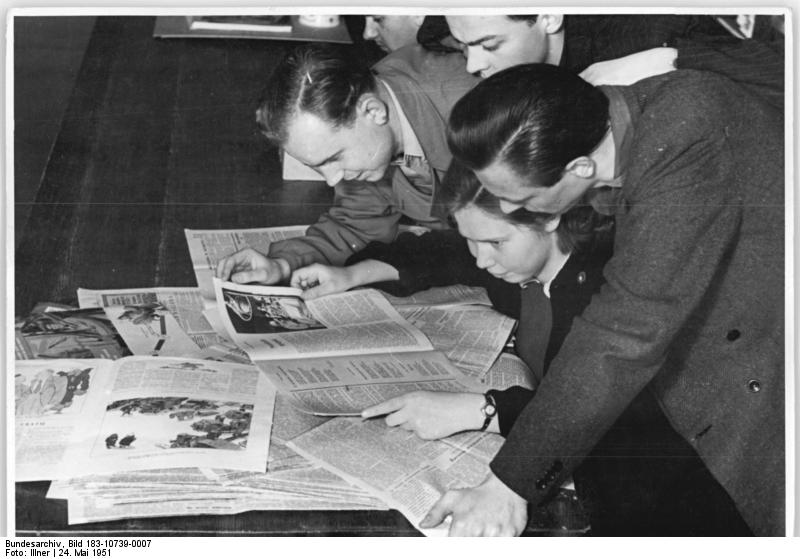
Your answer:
(289, 271), (308, 290)
(419, 493), (454, 529)
(216, 258), (234, 280)
(231, 269), (271, 284)
(361, 397), (405, 419)
(215, 259), (226, 279)
(300, 283), (336, 300)
(384, 410), (412, 429)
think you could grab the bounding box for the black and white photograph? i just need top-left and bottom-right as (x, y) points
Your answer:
(6, 3), (794, 545)
(222, 288), (325, 334)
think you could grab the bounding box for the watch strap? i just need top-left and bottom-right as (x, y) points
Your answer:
(480, 392), (497, 431)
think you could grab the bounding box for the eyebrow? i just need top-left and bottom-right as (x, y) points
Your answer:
(461, 34), (500, 47)
(306, 149), (343, 168)
(458, 228), (507, 243)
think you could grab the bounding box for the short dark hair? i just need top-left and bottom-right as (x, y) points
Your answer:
(440, 160), (609, 253)
(506, 15), (539, 24)
(255, 44), (377, 145)
(448, 63), (609, 187)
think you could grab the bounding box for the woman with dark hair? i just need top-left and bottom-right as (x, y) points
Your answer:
(293, 160), (614, 437)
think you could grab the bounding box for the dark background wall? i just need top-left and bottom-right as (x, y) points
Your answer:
(13, 16), (96, 248)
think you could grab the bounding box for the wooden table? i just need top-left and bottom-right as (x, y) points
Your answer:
(13, 16), (588, 537)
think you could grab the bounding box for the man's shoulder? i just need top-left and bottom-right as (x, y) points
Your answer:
(628, 69), (763, 116)
(373, 45), (478, 87)
(620, 69), (772, 140)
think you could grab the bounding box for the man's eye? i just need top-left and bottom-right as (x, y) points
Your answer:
(482, 42), (501, 52)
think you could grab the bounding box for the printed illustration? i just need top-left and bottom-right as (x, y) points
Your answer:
(15, 366), (93, 416)
(222, 288), (325, 334)
(98, 397), (253, 452)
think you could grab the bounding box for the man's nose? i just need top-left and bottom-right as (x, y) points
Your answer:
(499, 199), (523, 214)
(363, 19), (378, 40)
(464, 47), (489, 75)
(321, 167), (344, 187)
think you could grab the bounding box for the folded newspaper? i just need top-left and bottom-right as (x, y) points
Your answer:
(14, 356), (275, 481)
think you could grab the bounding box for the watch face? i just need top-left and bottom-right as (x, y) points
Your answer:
(483, 403), (497, 417)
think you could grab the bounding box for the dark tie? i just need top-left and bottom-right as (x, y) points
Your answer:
(516, 281), (553, 386)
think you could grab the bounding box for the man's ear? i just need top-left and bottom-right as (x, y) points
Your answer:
(564, 156), (596, 179)
(358, 94), (389, 126)
(538, 14), (564, 35)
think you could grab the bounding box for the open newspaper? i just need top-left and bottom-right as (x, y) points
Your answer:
(46, 394), (388, 525)
(288, 416), (505, 536)
(15, 306), (131, 360)
(185, 226), (308, 301)
(185, 224), (432, 303)
(77, 286), (250, 363)
(14, 356), (275, 481)
(213, 278), (483, 415)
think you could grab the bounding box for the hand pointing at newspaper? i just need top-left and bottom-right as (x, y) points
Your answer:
(215, 248), (290, 285)
(361, 391), (496, 440)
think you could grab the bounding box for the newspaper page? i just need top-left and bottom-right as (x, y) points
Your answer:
(184, 224), (428, 302)
(15, 359), (116, 481)
(14, 307), (131, 360)
(50, 463), (387, 525)
(184, 225), (308, 300)
(481, 352), (537, 391)
(257, 350), (483, 415)
(213, 278), (433, 360)
(288, 416), (505, 536)
(380, 284), (492, 308)
(77, 286), (228, 349)
(398, 305), (516, 379)
(16, 357), (275, 480)
(103, 305), (205, 358)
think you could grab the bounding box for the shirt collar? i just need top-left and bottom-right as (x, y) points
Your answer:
(600, 85), (634, 187)
(520, 250), (571, 299)
(379, 78), (425, 161)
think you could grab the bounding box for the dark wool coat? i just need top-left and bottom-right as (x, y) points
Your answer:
(490, 70), (785, 536)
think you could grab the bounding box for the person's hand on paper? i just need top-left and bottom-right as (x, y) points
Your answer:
(290, 264), (358, 300)
(215, 248), (290, 285)
(579, 47), (677, 86)
(361, 391), (493, 440)
(419, 472), (528, 536)
(292, 260), (400, 300)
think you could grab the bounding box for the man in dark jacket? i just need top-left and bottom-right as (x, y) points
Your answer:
(420, 63), (784, 536)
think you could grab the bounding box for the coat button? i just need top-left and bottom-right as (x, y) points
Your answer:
(747, 379), (761, 393)
(576, 272), (586, 284)
(726, 329), (741, 341)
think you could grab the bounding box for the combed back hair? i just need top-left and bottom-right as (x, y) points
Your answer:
(255, 44), (377, 145)
(507, 15), (539, 23)
(448, 63), (609, 187)
(441, 160), (611, 254)
(417, 16), (460, 53)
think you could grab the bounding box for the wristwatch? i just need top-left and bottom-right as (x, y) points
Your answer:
(479, 392), (497, 431)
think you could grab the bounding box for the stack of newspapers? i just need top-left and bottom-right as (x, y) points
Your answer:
(14, 225), (533, 534)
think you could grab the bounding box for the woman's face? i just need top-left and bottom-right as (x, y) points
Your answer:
(454, 205), (559, 285)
